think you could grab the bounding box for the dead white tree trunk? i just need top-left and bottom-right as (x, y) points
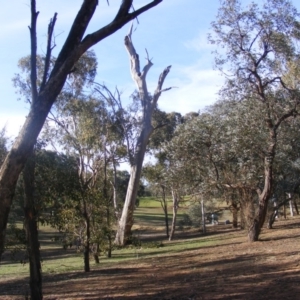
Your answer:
(115, 25), (172, 245)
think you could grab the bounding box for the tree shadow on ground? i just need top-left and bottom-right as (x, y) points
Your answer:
(2, 218), (300, 299)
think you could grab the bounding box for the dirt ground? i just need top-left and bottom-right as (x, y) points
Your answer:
(2, 217), (300, 300)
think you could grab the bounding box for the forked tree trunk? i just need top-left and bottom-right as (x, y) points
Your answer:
(0, 0), (162, 258)
(115, 25), (171, 246)
(248, 128), (276, 242)
(23, 155), (43, 300)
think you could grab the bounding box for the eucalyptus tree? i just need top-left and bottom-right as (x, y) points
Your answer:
(141, 110), (182, 238)
(166, 99), (275, 231)
(0, 0), (163, 257)
(106, 26), (173, 246)
(209, 0), (300, 241)
(5, 148), (79, 300)
(143, 163), (170, 237)
(45, 96), (118, 271)
(267, 117), (300, 227)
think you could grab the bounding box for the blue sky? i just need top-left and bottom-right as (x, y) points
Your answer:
(1, 0), (300, 138)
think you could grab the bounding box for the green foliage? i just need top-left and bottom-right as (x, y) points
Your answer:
(5, 216), (27, 261)
(149, 110), (183, 151)
(0, 127), (8, 165)
(13, 51), (97, 104)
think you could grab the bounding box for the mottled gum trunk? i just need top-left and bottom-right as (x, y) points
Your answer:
(248, 153), (274, 242)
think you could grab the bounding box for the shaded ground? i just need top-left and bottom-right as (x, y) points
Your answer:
(1, 217), (300, 299)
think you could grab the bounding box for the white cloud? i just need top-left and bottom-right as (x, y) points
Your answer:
(158, 63), (224, 115)
(184, 31), (214, 52)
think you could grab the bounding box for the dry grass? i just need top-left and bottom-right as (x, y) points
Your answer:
(1, 215), (300, 299)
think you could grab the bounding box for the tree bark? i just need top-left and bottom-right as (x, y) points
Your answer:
(267, 210), (277, 229)
(115, 147), (149, 245)
(248, 127), (276, 242)
(240, 201), (246, 230)
(169, 189), (179, 241)
(93, 243), (100, 264)
(114, 26), (171, 246)
(231, 200), (238, 228)
(0, 0), (163, 258)
(201, 199), (206, 234)
(83, 211), (90, 272)
(161, 186), (169, 238)
(23, 154), (43, 300)
(289, 197), (294, 217)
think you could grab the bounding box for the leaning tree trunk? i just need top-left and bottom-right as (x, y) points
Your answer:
(248, 126), (276, 242)
(0, 0), (162, 259)
(268, 209), (277, 229)
(115, 136), (151, 245)
(114, 25), (172, 246)
(23, 154), (43, 300)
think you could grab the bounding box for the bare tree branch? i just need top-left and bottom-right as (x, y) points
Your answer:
(40, 13), (57, 92)
(29, 0), (39, 105)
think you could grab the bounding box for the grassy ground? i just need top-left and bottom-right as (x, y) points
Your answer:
(1, 198), (300, 299)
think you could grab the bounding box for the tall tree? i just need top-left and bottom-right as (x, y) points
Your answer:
(0, 0), (163, 257)
(114, 25), (172, 245)
(209, 0), (300, 241)
(45, 97), (118, 271)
